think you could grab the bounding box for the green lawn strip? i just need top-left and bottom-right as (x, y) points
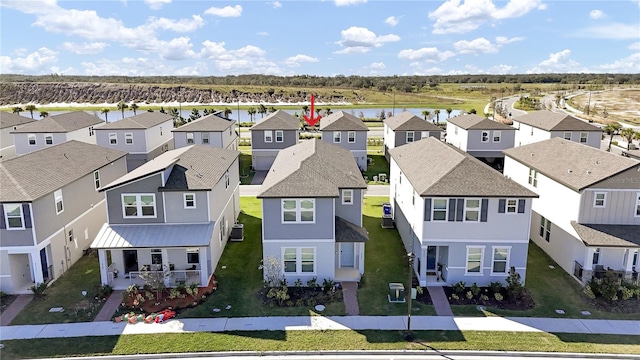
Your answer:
(2, 331), (639, 359)
(239, 153), (255, 185)
(363, 155), (390, 184)
(359, 197), (436, 316)
(10, 255), (104, 325)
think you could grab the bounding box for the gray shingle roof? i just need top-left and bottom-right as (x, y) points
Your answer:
(0, 141), (127, 202)
(503, 137), (640, 191)
(0, 112), (36, 129)
(448, 114), (516, 130)
(258, 138), (367, 198)
(383, 111), (442, 131)
(571, 221), (640, 247)
(335, 217), (368, 243)
(11, 111), (102, 133)
(171, 113), (235, 132)
(513, 111), (602, 132)
(319, 111), (368, 131)
(98, 112), (173, 130)
(250, 110), (300, 131)
(101, 145), (239, 192)
(389, 137), (538, 197)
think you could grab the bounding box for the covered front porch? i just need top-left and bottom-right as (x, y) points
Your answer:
(334, 217), (368, 282)
(418, 245), (450, 287)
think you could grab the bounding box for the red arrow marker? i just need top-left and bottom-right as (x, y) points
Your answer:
(303, 94), (322, 126)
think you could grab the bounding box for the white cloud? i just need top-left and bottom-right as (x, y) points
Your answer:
(257, 31), (269, 36)
(578, 23), (640, 39)
(144, 0), (170, 10)
(0, 47), (58, 74)
(285, 54), (319, 67)
(537, 3), (547, 10)
(272, 1), (282, 8)
(527, 49), (586, 73)
(155, 37), (195, 61)
(454, 38), (496, 54)
(335, 26), (400, 54)
(488, 64), (514, 74)
(397, 47), (455, 62)
(589, 9), (605, 19)
(370, 62), (385, 69)
(334, 0), (367, 6)
(147, 15), (204, 33)
(428, 0), (543, 34)
(629, 42), (640, 51)
(385, 16), (399, 26)
(596, 53), (640, 73)
(61, 42), (108, 55)
(204, 5), (243, 17)
(495, 36), (524, 45)
(199, 41), (281, 75)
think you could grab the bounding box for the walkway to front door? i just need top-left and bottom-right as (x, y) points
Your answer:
(341, 281), (359, 315)
(426, 286), (453, 316)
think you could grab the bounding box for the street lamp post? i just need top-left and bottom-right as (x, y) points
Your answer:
(404, 252), (416, 341)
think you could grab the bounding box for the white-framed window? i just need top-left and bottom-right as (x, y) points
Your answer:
(282, 199), (315, 223)
(593, 248), (601, 265)
(186, 132), (195, 144)
(219, 216), (226, 244)
(160, 127), (163, 136)
(333, 131), (341, 143)
(184, 193), (196, 209)
(187, 248), (199, 264)
(225, 170), (230, 189)
(506, 199), (517, 213)
(432, 198), (448, 221)
(348, 131), (356, 143)
(580, 132), (588, 143)
(54, 189), (64, 214)
(264, 130), (273, 143)
(122, 194), (156, 218)
(94, 170), (100, 190)
(466, 246), (484, 274)
(275, 130), (284, 143)
(464, 198), (480, 222)
(45, 134), (53, 145)
(342, 189), (353, 205)
(539, 216), (551, 242)
(481, 131), (489, 143)
(28, 134), (36, 146)
(3, 203), (25, 230)
(68, 228), (74, 243)
(151, 248), (162, 268)
(125, 132), (133, 145)
(283, 247), (315, 274)
(406, 131), (415, 143)
(421, 131), (429, 139)
(563, 132), (572, 140)
(492, 247), (510, 274)
(109, 133), (117, 145)
(202, 132), (210, 144)
(633, 250), (638, 267)
(89, 126), (94, 136)
(593, 192), (606, 208)
(635, 193), (640, 217)
(493, 130), (501, 143)
(528, 168), (538, 187)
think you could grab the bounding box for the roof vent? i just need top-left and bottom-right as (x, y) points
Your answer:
(586, 170), (592, 174)
(595, 160), (600, 165)
(568, 169), (572, 173)
(530, 153), (534, 157)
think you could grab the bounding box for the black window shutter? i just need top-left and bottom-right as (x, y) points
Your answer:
(480, 199), (488, 222)
(424, 198), (432, 221)
(456, 199), (464, 222)
(0, 204), (5, 229)
(518, 199), (526, 213)
(498, 199), (506, 213)
(448, 199), (456, 221)
(23, 204), (32, 228)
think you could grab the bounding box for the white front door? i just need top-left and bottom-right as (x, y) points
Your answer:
(340, 243), (355, 268)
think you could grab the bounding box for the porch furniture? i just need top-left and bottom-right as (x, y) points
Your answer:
(594, 265), (605, 279)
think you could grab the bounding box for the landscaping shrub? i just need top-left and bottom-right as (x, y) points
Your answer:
(506, 266), (525, 301)
(30, 282), (48, 299)
(453, 281), (466, 295)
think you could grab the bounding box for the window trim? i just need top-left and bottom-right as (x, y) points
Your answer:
(282, 247), (316, 274)
(539, 216), (551, 242)
(94, 170), (100, 190)
(186, 132), (195, 144)
(465, 246), (485, 275)
(492, 130), (502, 143)
(201, 132), (210, 144)
(491, 246), (510, 275)
(109, 133), (117, 145)
(464, 198), (480, 222)
(275, 130), (284, 143)
(506, 199), (517, 214)
(342, 189), (353, 205)
(593, 192), (606, 208)
(281, 198), (316, 224)
(54, 189), (64, 215)
(3, 203), (25, 230)
(124, 132), (134, 145)
(432, 198), (448, 221)
(406, 131), (415, 143)
(184, 193), (196, 209)
(563, 131), (572, 141)
(481, 130), (489, 143)
(592, 247), (601, 265)
(580, 132), (588, 143)
(224, 170), (230, 189)
(264, 130), (273, 143)
(348, 131), (356, 143)
(122, 193), (157, 219)
(44, 134), (53, 145)
(187, 248), (200, 264)
(421, 131), (429, 139)
(333, 131), (341, 143)
(528, 168), (538, 188)
(28, 134), (37, 146)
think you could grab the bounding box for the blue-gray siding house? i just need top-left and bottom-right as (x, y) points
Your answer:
(319, 111), (369, 171)
(250, 110), (300, 171)
(172, 113), (238, 151)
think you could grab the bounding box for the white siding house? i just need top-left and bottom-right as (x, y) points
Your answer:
(512, 111), (602, 148)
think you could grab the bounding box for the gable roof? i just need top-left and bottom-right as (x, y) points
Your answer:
(503, 137), (640, 192)
(383, 111), (442, 131)
(319, 111), (368, 131)
(389, 137), (537, 197)
(448, 114), (516, 130)
(0, 112), (36, 129)
(98, 112), (173, 130)
(171, 113), (235, 132)
(513, 111), (602, 132)
(250, 110), (300, 131)
(258, 138), (367, 198)
(11, 111), (102, 133)
(100, 145), (239, 192)
(0, 141), (127, 202)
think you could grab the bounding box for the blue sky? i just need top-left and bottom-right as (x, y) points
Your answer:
(1, 0), (639, 76)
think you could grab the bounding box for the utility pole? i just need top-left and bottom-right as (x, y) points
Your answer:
(586, 90), (592, 115)
(403, 252), (415, 341)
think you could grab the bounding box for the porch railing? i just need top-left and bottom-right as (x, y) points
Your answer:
(126, 269), (202, 287)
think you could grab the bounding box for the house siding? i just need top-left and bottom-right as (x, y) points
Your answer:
(262, 240), (335, 284)
(0, 203), (34, 247)
(65, 126), (97, 145)
(334, 189), (363, 226)
(549, 130), (601, 148)
(579, 189), (640, 225)
(163, 191), (209, 223)
(145, 121), (174, 153)
(261, 198), (334, 240)
(95, 129), (147, 154)
(105, 173), (166, 224)
(251, 129), (298, 149)
(14, 132), (68, 155)
(465, 129), (516, 156)
(321, 130), (367, 152)
(445, 124), (469, 151)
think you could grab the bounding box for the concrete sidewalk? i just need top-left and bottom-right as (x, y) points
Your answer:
(1, 315), (639, 340)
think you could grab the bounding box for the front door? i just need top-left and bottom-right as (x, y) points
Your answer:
(426, 246), (437, 273)
(39, 248), (49, 281)
(340, 243), (355, 268)
(123, 250), (139, 274)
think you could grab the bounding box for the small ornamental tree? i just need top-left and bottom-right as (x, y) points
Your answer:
(505, 266), (524, 301)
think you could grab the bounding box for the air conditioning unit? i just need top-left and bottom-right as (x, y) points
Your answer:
(230, 224), (244, 242)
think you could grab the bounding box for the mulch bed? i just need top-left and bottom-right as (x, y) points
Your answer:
(258, 284), (343, 308)
(443, 287), (535, 311)
(586, 297), (640, 314)
(0, 294), (17, 314)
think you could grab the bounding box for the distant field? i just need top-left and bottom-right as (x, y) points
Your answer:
(567, 88), (640, 125)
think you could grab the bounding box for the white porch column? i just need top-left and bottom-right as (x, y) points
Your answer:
(161, 248), (170, 287)
(199, 246), (208, 286)
(30, 250), (44, 285)
(623, 248), (634, 272)
(358, 243), (364, 275)
(98, 250), (109, 285)
(585, 247), (596, 271)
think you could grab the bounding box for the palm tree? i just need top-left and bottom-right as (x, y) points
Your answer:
(603, 122), (622, 152)
(446, 108), (453, 119)
(100, 108), (110, 123)
(39, 111), (49, 118)
(325, 107), (332, 115)
(434, 109), (440, 124)
(12, 106), (23, 115)
(247, 107), (257, 122)
(224, 107), (232, 118)
(302, 105), (309, 116)
(117, 101), (128, 119)
(268, 106), (277, 114)
(257, 104), (267, 118)
(25, 104), (37, 119)
(620, 128), (640, 151)
(421, 110), (431, 120)
(131, 103), (139, 115)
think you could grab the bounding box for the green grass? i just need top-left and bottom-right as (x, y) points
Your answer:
(10, 255), (106, 325)
(363, 155), (390, 184)
(2, 331), (639, 359)
(239, 153), (255, 185)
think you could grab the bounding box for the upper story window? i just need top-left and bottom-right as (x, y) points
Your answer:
(3, 204), (25, 230)
(275, 130), (284, 143)
(563, 132), (572, 140)
(202, 132), (210, 144)
(635, 193), (640, 217)
(432, 199), (448, 221)
(593, 192), (606, 208)
(454, 126), (458, 135)
(540, 216), (551, 242)
(406, 131), (415, 143)
(421, 131), (429, 139)
(89, 126), (94, 136)
(342, 189), (353, 205)
(45, 134), (53, 145)
(530, 126), (534, 136)
(493, 130), (501, 143)
(184, 193), (196, 209)
(109, 133), (117, 145)
(225, 170), (230, 189)
(348, 131), (356, 143)
(160, 126), (163, 136)
(94, 170), (100, 190)
(186, 132), (195, 144)
(125, 133), (133, 145)
(122, 194), (156, 218)
(28, 134), (36, 146)
(264, 130), (273, 143)
(481, 131), (489, 143)
(333, 131), (341, 143)
(54, 189), (64, 215)
(580, 132), (588, 143)
(464, 199), (480, 222)
(528, 168), (538, 187)
(499, 199), (526, 214)
(282, 199), (315, 223)
(507, 199), (517, 213)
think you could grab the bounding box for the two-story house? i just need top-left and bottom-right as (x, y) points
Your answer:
(0, 141), (127, 294)
(95, 112), (175, 171)
(503, 138), (640, 284)
(512, 111), (602, 148)
(250, 110), (300, 171)
(258, 139), (368, 284)
(446, 114), (516, 169)
(0, 112), (36, 159)
(320, 111), (369, 171)
(11, 111), (103, 156)
(383, 111), (442, 161)
(90, 145), (240, 289)
(172, 113), (238, 151)
(389, 137), (538, 286)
